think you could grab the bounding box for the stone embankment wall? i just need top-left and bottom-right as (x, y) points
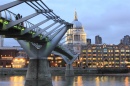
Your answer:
(0, 68), (98, 75)
(0, 68), (27, 75)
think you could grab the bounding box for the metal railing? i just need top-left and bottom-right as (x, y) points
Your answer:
(0, 10), (48, 35)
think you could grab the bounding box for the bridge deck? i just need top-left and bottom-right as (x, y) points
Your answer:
(0, 17), (73, 60)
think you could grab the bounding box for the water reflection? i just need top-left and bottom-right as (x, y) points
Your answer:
(125, 77), (129, 86)
(0, 75), (130, 86)
(73, 76), (83, 86)
(52, 76), (130, 86)
(95, 77), (99, 86)
(0, 75), (25, 86)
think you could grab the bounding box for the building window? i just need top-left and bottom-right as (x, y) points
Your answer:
(92, 47), (96, 49)
(115, 58), (119, 60)
(111, 50), (113, 52)
(115, 54), (119, 56)
(98, 58), (101, 60)
(92, 58), (96, 60)
(93, 54), (96, 56)
(74, 35), (80, 41)
(121, 49), (125, 52)
(126, 50), (130, 52)
(103, 49), (107, 52)
(67, 36), (72, 41)
(88, 50), (91, 52)
(126, 54), (130, 56)
(115, 50), (119, 52)
(82, 50), (86, 52)
(1, 56), (13, 60)
(98, 50), (101, 52)
(81, 35), (85, 41)
(104, 54), (107, 56)
(88, 58), (91, 60)
(121, 54), (125, 56)
(88, 54), (91, 56)
(93, 50), (96, 52)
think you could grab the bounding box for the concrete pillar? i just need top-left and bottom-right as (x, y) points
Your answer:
(17, 25), (72, 86)
(25, 59), (52, 86)
(64, 77), (74, 86)
(65, 64), (74, 76)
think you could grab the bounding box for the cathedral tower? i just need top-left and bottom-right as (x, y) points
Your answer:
(66, 11), (87, 54)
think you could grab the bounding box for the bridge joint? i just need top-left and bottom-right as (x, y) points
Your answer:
(46, 15), (59, 19)
(36, 9), (52, 13)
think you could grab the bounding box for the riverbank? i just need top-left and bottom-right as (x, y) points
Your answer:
(0, 68), (98, 75)
(79, 73), (130, 76)
(0, 68), (130, 76)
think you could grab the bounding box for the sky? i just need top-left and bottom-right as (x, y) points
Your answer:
(1, 0), (130, 46)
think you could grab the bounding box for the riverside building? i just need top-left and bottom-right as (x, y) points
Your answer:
(0, 47), (29, 68)
(0, 46), (66, 68)
(79, 42), (130, 68)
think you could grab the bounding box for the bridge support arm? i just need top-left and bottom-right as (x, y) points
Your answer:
(38, 26), (68, 57)
(17, 40), (37, 58)
(70, 54), (79, 63)
(43, 24), (62, 38)
(22, 19), (49, 35)
(32, 22), (56, 38)
(52, 51), (75, 76)
(0, 1), (24, 12)
(52, 51), (69, 63)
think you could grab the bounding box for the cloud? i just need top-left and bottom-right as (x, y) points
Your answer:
(80, 0), (130, 44)
(1, 0), (130, 46)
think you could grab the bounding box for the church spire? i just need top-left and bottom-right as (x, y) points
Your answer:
(74, 10), (78, 21)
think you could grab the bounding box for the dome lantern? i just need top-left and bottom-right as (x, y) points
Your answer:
(74, 11), (78, 21)
(72, 11), (82, 29)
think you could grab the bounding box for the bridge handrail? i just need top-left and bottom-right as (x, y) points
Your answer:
(0, 10), (48, 35)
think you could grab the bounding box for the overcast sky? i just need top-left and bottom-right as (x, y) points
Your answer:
(1, 0), (130, 46)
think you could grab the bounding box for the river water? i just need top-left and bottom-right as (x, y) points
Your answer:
(0, 75), (130, 86)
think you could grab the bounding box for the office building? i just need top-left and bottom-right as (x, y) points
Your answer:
(95, 35), (102, 44)
(87, 39), (91, 44)
(122, 35), (130, 45)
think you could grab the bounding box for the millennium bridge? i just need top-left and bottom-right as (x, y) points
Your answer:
(0, 0), (78, 86)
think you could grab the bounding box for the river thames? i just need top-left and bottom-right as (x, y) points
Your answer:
(0, 75), (130, 86)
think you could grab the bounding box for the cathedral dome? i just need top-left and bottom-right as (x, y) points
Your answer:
(72, 20), (82, 29)
(72, 11), (82, 29)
